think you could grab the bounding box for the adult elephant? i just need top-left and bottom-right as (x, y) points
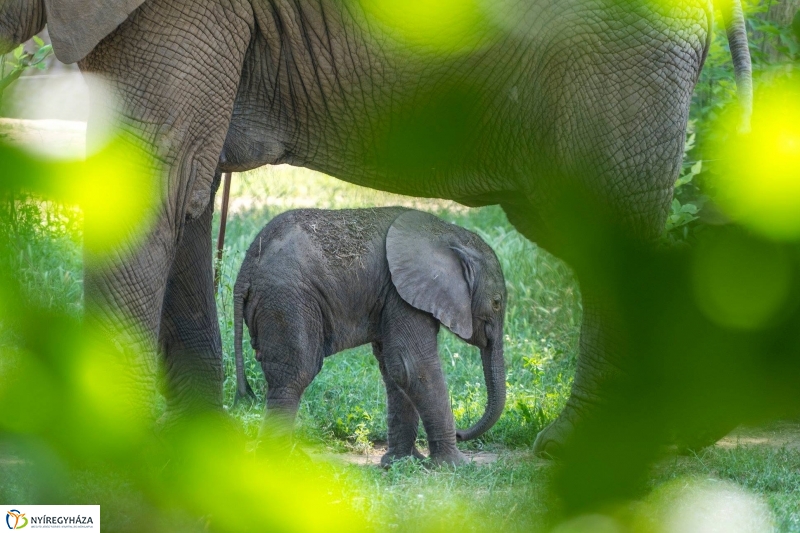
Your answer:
(1, 0), (751, 454)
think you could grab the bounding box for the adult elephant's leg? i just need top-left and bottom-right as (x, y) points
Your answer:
(522, 9), (706, 454)
(158, 172), (224, 416)
(372, 342), (425, 466)
(521, 72), (694, 459)
(79, 0), (253, 417)
(532, 287), (625, 458)
(526, 183), (680, 457)
(83, 215), (178, 418)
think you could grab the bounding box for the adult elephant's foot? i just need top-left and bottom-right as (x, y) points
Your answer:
(674, 419), (738, 455)
(533, 416), (575, 459)
(155, 407), (239, 448)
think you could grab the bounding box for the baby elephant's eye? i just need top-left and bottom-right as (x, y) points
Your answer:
(491, 294), (502, 311)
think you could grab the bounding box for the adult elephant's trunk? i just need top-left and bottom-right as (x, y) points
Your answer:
(721, 0), (753, 131)
(456, 333), (506, 442)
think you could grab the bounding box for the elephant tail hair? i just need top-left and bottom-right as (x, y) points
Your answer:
(234, 281), (257, 405)
(722, 0), (753, 132)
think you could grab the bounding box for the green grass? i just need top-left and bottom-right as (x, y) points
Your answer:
(650, 446), (800, 532)
(340, 453), (554, 532)
(3, 165), (800, 532)
(0, 198), (83, 316)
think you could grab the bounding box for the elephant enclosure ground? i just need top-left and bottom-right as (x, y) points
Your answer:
(2, 119), (800, 531)
(324, 420), (800, 467)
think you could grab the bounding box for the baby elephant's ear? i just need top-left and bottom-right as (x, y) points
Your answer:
(386, 211), (473, 340)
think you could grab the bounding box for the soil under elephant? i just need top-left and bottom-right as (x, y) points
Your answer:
(716, 419), (800, 451)
(321, 419), (800, 467)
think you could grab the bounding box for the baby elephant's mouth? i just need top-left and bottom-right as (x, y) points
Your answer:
(255, 351), (263, 361)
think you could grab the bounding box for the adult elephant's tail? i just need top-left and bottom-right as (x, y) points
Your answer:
(234, 281), (257, 405)
(722, 0), (753, 131)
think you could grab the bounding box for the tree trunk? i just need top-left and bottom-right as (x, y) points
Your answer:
(754, 0), (800, 62)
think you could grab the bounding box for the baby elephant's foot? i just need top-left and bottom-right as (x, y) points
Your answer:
(380, 446), (426, 468)
(428, 450), (469, 467)
(427, 441), (469, 467)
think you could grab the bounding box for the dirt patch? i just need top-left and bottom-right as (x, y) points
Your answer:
(716, 420), (800, 451)
(311, 443), (502, 467)
(316, 420), (800, 468)
(0, 456), (26, 466)
(0, 118), (85, 159)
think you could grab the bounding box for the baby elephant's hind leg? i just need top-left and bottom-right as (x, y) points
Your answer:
(257, 307), (324, 441)
(373, 342), (426, 467)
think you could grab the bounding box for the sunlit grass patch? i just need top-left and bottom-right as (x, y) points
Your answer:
(651, 445), (800, 531)
(0, 197), (82, 316)
(343, 452), (553, 532)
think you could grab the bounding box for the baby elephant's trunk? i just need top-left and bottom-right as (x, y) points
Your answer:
(456, 334), (506, 442)
(234, 284), (256, 404)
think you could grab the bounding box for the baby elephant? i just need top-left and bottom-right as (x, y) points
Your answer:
(233, 207), (507, 466)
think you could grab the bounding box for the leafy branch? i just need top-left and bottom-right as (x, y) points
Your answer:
(0, 36), (53, 97)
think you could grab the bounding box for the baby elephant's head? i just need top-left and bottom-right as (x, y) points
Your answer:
(386, 210), (507, 441)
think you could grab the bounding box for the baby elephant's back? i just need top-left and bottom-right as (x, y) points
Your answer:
(249, 207), (408, 290)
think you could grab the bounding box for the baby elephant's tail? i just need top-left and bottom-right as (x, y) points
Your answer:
(234, 281), (257, 405)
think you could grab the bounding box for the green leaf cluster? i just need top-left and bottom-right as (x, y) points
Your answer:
(0, 36), (53, 98)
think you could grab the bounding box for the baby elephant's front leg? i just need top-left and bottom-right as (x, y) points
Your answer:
(382, 334), (468, 467)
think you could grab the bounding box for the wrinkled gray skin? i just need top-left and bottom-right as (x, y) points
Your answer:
(0, 0), (751, 454)
(233, 208), (507, 466)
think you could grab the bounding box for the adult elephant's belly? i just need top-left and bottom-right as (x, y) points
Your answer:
(219, 105), (531, 208)
(216, 8), (537, 205)
(219, 116), (290, 172)
(218, 0), (708, 231)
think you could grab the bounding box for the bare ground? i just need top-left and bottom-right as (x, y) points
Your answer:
(323, 420), (800, 467)
(313, 445), (502, 467)
(717, 419), (800, 451)
(0, 117), (86, 159)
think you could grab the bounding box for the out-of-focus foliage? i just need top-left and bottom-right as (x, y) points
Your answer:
(668, 0), (800, 244)
(358, 0), (495, 52)
(0, 142), (370, 532)
(0, 134), (160, 260)
(2, 2), (800, 532)
(709, 76), (800, 239)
